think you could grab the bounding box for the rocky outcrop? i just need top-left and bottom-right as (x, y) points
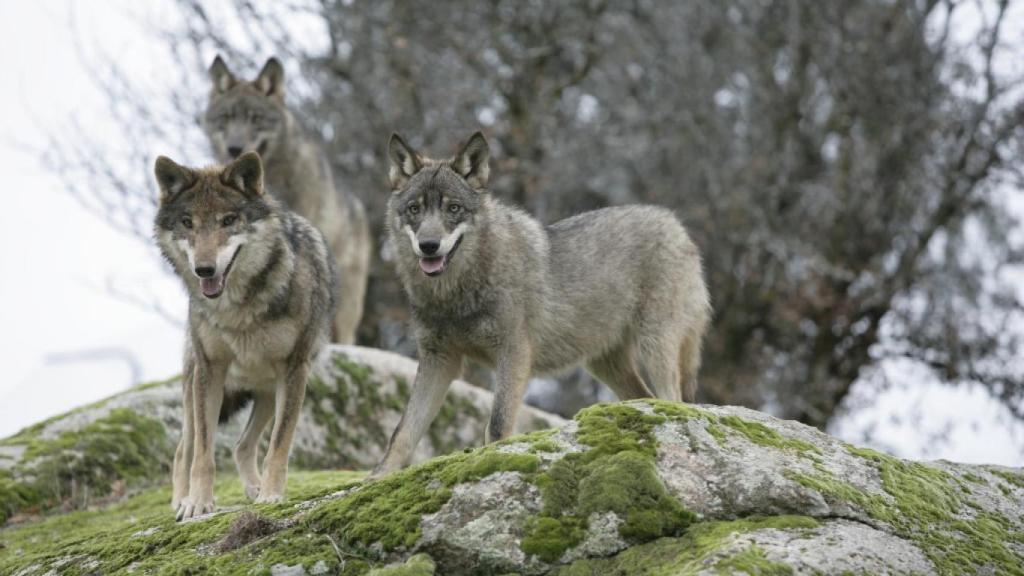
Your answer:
(2, 398), (1021, 575)
(0, 345), (563, 523)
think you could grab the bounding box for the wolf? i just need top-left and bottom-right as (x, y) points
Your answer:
(203, 55), (370, 344)
(373, 132), (711, 475)
(154, 152), (336, 520)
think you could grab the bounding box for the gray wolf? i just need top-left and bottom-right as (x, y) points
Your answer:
(154, 152), (335, 520)
(374, 132), (711, 475)
(203, 55), (370, 344)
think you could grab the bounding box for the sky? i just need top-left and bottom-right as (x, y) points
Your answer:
(0, 1), (1020, 465)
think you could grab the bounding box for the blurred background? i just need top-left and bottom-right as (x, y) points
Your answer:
(1, 0), (1022, 464)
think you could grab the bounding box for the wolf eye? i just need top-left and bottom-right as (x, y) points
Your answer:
(221, 214), (238, 227)
(182, 217), (193, 229)
(407, 204), (421, 215)
(448, 203), (462, 214)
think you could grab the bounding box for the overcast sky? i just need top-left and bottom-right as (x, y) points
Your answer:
(0, 0), (1020, 465)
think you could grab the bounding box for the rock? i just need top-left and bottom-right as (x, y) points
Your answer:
(1, 398), (1021, 575)
(0, 345), (564, 523)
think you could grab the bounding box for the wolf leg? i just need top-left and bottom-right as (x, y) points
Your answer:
(171, 360), (195, 511)
(234, 390), (274, 501)
(678, 332), (703, 402)
(257, 363), (308, 503)
(372, 353), (463, 477)
(177, 358), (226, 521)
(586, 345), (655, 400)
(638, 334), (683, 402)
(486, 338), (532, 443)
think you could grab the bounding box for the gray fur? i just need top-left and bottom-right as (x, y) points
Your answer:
(154, 153), (336, 520)
(203, 55), (370, 344)
(374, 132), (711, 475)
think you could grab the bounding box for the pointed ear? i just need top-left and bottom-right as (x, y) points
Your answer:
(154, 156), (194, 202)
(208, 55), (236, 94)
(388, 133), (422, 190)
(222, 152), (264, 197)
(255, 57), (285, 99)
(452, 131), (490, 189)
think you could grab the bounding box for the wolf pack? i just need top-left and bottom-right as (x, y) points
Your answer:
(156, 57), (711, 521)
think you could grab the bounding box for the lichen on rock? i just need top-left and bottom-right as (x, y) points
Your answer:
(1, 394), (1022, 575)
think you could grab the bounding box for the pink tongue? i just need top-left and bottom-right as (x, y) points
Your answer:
(419, 257), (445, 275)
(200, 276), (224, 297)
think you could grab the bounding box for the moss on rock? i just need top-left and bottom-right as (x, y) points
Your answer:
(522, 403), (696, 563)
(1, 409), (171, 523)
(786, 445), (1024, 575)
(552, 516), (818, 575)
(367, 553), (436, 575)
(306, 448), (540, 553)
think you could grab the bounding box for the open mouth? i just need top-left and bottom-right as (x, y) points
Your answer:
(419, 235), (462, 277)
(199, 247), (242, 299)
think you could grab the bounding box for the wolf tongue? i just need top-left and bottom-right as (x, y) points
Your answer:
(419, 256), (445, 275)
(200, 276), (224, 297)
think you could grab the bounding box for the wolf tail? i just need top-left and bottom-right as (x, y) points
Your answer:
(219, 390), (254, 424)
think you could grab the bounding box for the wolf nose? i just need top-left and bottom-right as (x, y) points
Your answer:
(227, 146), (243, 158)
(419, 240), (441, 255)
(195, 266), (217, 278)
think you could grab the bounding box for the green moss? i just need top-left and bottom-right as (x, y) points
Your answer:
(717, 416), (820, 453)
(787, 445), (1024, 575)
(961, 472), (985, 484)
(521, 516), (586, 563)
(553, 516), (818, 575)
(521, 404), (695, 563)
(1, 409), (171, 523)
(988, 467), (1024, 489)
(367, 553), (436, 575)
(648, 400), (818, 453)
(0, 471), (366, 575)
(529, 440), (559, 453)
(306, 447), (539, 552)
(713, 545), (793, 575)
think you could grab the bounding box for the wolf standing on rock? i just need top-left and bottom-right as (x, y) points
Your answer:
(154, 153), (335, 520)
(204, 55), (370, 344)
(374, 132), (711, 475)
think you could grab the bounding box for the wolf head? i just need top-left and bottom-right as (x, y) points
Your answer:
(154, 152), (273, 300)
(387, 132), (490, 280)
(203, 56), (290, 163)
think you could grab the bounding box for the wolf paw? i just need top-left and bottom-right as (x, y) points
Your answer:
(243, 482), (261, 501)
(254, 492), (283, 504)
(175, 497), (215, 521)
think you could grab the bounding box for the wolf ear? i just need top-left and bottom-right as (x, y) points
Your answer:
(154, 156), (194, 202)
(209, 55), (236, 94)
(453, 131), (490, 189)
(222, 152), (265, 197)
(255, 57), (285, 99)
(388, 133), (422, 190)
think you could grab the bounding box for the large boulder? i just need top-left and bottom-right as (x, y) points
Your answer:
(1, 399), (1021, 575)
(0, 345), (563, 523)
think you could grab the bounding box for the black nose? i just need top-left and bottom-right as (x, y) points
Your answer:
(419, 240), (440, 255)
(227, 146), (243, 158)
(195, 266), (216, 278)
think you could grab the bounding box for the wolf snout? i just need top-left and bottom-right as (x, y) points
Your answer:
(227, 146), (244, 159)
(418, 239), (441, 255)
(195, 265), (217, 278)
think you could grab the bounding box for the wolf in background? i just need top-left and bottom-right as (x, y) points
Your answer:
(204, 55), (370, 344)
(374, 132), (711, 475)
(154, 152), (335, 520)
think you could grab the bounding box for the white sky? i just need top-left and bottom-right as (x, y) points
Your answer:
(0, 1), (1019, 465)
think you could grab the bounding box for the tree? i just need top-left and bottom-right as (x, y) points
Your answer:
(51, 0), (1024, 429)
